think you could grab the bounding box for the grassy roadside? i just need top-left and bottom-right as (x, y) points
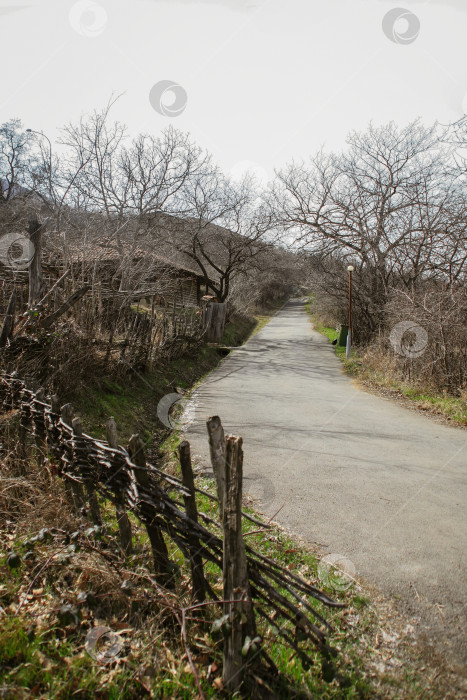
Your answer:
(72, 299), (289, 447)
(72, 312), (258, 444)
(1, 300), (457, 698)
(305, 299), (467, 427)
(0, 469), (453, 699)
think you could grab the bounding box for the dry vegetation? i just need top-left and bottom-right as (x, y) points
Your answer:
(0, 109), (465, 697)
(1, 430), (462, 699)
(285, 119), (467, 409)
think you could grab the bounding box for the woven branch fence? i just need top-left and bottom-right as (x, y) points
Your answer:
(0, 373), (344, 691)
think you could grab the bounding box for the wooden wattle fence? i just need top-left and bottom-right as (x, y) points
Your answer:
(0, 373), (344, 691)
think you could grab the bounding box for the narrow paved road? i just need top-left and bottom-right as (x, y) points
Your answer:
(184, 299), (467, 669)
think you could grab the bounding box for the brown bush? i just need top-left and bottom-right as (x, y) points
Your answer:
(366, 285), (467, 396)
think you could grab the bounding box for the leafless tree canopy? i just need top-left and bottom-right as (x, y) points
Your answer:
(1, 101), (275, 303)
(1, 108), (465, 393)
(264, 120), (465, 323)
(261, 119), (466, 393)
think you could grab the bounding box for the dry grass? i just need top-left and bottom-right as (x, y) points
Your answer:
(0, 448), (79, 535)
(1, 391), (464, 697)
(353, 345), (467, 426)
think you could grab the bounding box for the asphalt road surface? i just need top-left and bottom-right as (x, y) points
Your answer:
(183, 298), (466, 670)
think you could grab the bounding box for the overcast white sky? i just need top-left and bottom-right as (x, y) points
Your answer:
(1, 0), (466, 182)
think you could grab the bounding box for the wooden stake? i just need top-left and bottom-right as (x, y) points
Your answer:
(33, 388), (47, 470)
(207, 415), (226, 521)
(72, 417), (102, 526)
(178, 440), (206, 603)
(28, 218), (44, 308)
(51, 395), (75, 505)
(128, 434), (171, 584)
(60, 403), (85, 511)
(221, 435), (255, 693)
(106, 417), (133, 555)
(0, 289), (16, 348)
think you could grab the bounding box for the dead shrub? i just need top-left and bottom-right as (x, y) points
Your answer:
(373, 286), (467, 395)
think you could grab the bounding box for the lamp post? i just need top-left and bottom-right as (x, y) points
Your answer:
(26, 128), (53, 198)
(346, 265), (354, 358)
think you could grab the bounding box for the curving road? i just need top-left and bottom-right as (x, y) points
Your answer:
(183, 299), (467, 669)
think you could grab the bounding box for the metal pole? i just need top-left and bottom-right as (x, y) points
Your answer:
(348, 269), (352, 331)
(346, 265), (354, 358)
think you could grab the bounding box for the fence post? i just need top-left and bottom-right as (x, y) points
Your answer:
(202, 297), (226, 343)
(32, 388), (47, 470)
(16, 380), (31, 474)
(207, 415), (226, 521)
(106, 417), (133, 555)
(0, 289), (16, 348)
(50, 395), (75, 506)
(216, 433), (256, 693)
(27, 217), (44, 308)
(127, 434), (172, 585)
(60, 403), (86, 512)
(72, 417), (102, 526)
(178, 440), (206, 603)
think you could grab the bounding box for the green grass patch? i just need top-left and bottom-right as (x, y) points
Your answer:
(0, 610), (136, 698)
(357, 370), (467, 425)
(305, 298), (466, 426)
(73, 312), (258, 442)
(0, 295), (449, 698)
(0, 452), (450, 698)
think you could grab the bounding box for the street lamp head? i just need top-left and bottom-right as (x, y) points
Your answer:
(347, 265), (355, 272)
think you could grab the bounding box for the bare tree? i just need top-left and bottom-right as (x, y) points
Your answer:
(0, 119), (36, 202)
(266, 120), (466, 338)
(442, 115), (467, 175)
(58, 103), (218, 291)
(159, 169), (274, 302)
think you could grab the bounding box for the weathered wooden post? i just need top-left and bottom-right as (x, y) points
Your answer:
(49, 395), (75, 506)
(201, 295), (226, 344)
(178, 440), (206, 603)
(0, 289), (16, 348)
(60, 403), (86, 512)
(221, 435), (255, 693)
(27, 218), (44, 308)
(207, 416), (226, 521)
(127, 434), (172, 585)
(72, 417), (102, 526)
(106, 417), (133, 555)
(16, 378), (31, 474)
(208, 416), (256, 693)
(32, 388), (47, 470)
